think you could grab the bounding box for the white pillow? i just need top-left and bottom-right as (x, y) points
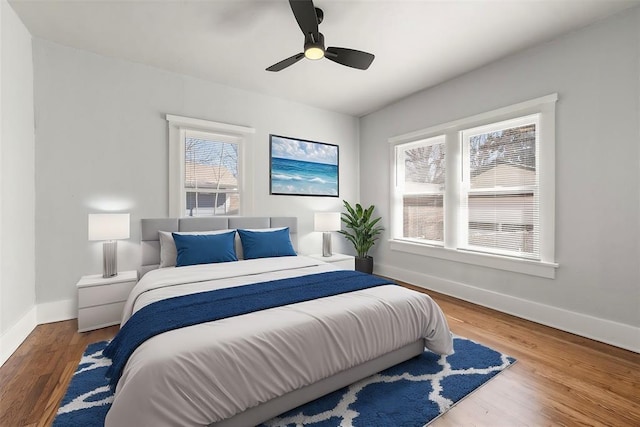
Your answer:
(158, 229), (236, 268)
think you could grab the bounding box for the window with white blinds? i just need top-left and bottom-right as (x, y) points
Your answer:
(166, 114), (254, 218)
(461, 115), (539, 258)
(389, 94), (557, 277)
(395, 136), (446, 244)
(184, 132), (240, 217)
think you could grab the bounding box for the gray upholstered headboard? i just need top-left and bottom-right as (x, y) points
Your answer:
(140, 216), (298, 277)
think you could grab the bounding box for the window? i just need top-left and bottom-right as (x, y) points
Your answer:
(390, 94), (557, 278)
(461, 115), (539, 259)
(184, 131), (240, 216)
(167, 115), (254, 217)
(395, 136), (446, 244)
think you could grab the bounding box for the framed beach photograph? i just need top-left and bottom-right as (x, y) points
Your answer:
(269, 134), (339, 197)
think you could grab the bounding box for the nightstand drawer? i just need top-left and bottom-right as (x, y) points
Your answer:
(78, 301), (125, 332)
(78, 279), (136, 308)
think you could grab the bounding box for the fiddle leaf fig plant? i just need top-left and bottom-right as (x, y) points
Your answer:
(338, 200), (384, 258)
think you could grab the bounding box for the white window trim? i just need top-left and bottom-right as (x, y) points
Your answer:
(393, 135), (446, 247)
(166, 114), (255, 217)
(459, 113), (541, 260)
(388, 94), (558, 279)
(388, 239), (558, 278)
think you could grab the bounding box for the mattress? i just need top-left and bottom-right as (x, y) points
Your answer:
(105, 256), (453, 427)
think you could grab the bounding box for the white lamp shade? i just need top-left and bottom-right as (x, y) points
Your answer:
(314, 212), (341, 232)
(88, 213), (130, 241)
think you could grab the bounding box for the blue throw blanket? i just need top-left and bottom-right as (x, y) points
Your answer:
(104, 270), (394, 390)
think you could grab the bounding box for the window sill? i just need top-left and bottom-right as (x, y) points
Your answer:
(389, 239), (558, 279)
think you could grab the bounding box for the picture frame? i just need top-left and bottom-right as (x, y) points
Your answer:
(269, 134), (339, 197)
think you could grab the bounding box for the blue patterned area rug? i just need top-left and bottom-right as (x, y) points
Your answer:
(53, 337), (515, 426)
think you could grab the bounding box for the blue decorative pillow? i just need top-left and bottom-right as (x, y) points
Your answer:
(172, 231), (238, 267)
(237, 228), (297, 260)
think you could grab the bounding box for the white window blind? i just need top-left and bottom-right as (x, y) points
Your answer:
(166, 114), (254, 218)
(395, 136), (446, 244)
(184, 131), (240, 217)
(461, 115), (539, 258)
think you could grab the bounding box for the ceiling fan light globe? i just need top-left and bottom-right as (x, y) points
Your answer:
(305, 46), (324, 60)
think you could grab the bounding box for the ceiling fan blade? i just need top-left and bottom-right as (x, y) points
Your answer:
(266, 53), (305, 72)
(325, 47), (375, 70)
(289, 0), (319, 36)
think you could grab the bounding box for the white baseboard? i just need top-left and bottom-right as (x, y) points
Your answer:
(0, 306), (37, 367)
(376, 263), (640, 353)
(0, 298), (76, 368)
(37, 298), (76, 324)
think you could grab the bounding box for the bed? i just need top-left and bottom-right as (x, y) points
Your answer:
(104, 216), (453, 427)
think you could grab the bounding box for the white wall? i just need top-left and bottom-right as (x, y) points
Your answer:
(32, 39), (359, 315)
(0, 0), (36, 364)
(360, 8), (640, 351)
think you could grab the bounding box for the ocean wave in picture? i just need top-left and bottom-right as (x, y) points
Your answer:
(271, 173), (304, 181)
(309, 177), (327, 184)
(270, 155), (338, 196)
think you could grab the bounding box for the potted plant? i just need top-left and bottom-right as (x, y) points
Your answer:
(338, 200), (384, 274)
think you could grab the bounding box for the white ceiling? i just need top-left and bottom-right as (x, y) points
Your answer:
(9, 0), (639, 117)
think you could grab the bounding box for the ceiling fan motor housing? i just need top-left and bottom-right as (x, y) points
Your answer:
(304, 32), (325, 59)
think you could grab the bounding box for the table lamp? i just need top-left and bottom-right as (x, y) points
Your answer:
(88, 213), (130, 278)
(314, 212), (341, 257)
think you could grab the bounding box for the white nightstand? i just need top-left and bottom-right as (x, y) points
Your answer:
(77, 270), (138, 332)
(308, 253), (355, 270)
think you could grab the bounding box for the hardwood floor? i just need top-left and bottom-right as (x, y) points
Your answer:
(0, 322), (118, 427)
(1, 286), (638, 427)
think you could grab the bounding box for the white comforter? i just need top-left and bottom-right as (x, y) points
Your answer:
(105, 256), (453, 427)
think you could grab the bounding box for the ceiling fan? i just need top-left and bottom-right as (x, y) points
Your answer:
(266, 0), (375, 72)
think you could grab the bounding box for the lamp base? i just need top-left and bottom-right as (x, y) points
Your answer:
(102, 241), (118, 278)
(322, 232), (332, 257)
